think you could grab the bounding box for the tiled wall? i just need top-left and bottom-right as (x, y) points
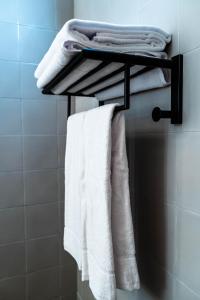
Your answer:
(74, 0), (200, 299)
(0, 0), (76, 299)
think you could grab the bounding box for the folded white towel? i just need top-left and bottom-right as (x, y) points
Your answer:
(61, 64), (170, 100)
(35, 18), (171, 90)
(51, 61), (123, 95)
(93, 68), (170, 100)
(64, 104), (140, 300)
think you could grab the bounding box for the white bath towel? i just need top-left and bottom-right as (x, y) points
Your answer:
(64, 104), (140, 300)
(35, 18), (171, 90)
(48, 63), (170, 98)
(51, 61), (124, 95)
(61, 65), (170, 100)
(93, 67), (170, 100)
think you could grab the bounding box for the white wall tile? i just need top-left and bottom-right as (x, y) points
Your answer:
(74, 0), (112, 22)
(0, 22), (19, 61)
(23, 136), (58, 170)
(25, 203), (59, 238)
(176, 132), (200, 213)
(128, 88), (172, 134)
(20, 63), (48, 99)
(58, 135), (66, 168)
(0, 172), (24, 209)
(0, 207), (25, 244)
(0, 136), (23, 171)
(165, 134), (177, 204)
(138, 0), (179, 56)
(0, 99), (22, 135)
(19, 26), (55, 64)
(0, 276), (25, 300)
(0, 0), (18, 23)
(27, 236), (59, 272)
(179, 49), (200, 131)
(0, 242), (25, 279)
(75, 97), (98, 113)
(101, 0), (139, 24)
(22, 99), (57, 135)
(27, 267), (59, 299)
(56, 0), (74, 30)
(18, 0), (56, 29)
(0, 60), (20, 98)
(57, 99), (68, 134)
(24, 170), (58, 205)
(176, 210), (200, 295)
(138, 0), (152, 11)
(116, 289), (138, 300)
(74, 0), (139, 24)
(174, 280), (200, 300)
(179, 0), (200, 53)
(148, 203), (177, 273)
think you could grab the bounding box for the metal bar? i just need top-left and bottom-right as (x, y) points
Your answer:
(91, 65), (153, 96)
(152, 107), (171, 121)
(42, 52), (86, 93)
(152, 54), (183, 123)
(75, 65), (125, 94)
(124, 65), (130, 109)
(114, 65), (130, 113)
(99, 101), (105, 106)
(63, 61), (110, 93)
(82, 48), (173, 69)
(67, 95), (71, 118)
(171, 54), (183, 124)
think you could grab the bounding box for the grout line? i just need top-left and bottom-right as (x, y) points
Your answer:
(177, 206), (200, 217)
(176, 278), (200, 298)
(0, 274), (25, 283)
(0, 265), (62, 283)
(181, 44), (200, 56)
(0, 167), (59, 174)
(0, 240), (25, 248)
(0, 57), (38, 65)
(0, 19), (58, 31)
(0, 200), (60, 213)
(0, 167), (63, 175)
(77, 292), (83, 300)
(0, 134), (59, 137)
(20, 88), (29, 300)
(20, 92), (28, 284)
(0, 232), (62, 249)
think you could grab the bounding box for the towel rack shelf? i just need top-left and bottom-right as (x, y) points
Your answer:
(42, 48), (183, 124)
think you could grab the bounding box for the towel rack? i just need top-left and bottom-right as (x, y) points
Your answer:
(42, 48), (183, 124)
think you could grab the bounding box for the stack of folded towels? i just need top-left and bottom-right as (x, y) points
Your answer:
(35, 19), (171, 98)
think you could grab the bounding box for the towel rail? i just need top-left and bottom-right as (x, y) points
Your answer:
(42, 48), (183, 124)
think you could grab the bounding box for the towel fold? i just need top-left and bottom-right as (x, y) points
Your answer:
(35, 19), (171, 95)
(64, 104), (140, 300)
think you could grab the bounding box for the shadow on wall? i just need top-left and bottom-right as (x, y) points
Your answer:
(127, 133), (167, 299)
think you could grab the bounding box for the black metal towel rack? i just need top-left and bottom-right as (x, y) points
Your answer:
(42, 48), (183, 124)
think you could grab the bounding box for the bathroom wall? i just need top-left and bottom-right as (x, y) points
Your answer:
(0, 0), (76, 299)
(74, 0), (200, 299)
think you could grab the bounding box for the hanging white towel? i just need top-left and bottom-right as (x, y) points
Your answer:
(64, 104), (140, 300)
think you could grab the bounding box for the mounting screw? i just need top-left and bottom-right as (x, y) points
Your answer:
(152, 107), (161, 122)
